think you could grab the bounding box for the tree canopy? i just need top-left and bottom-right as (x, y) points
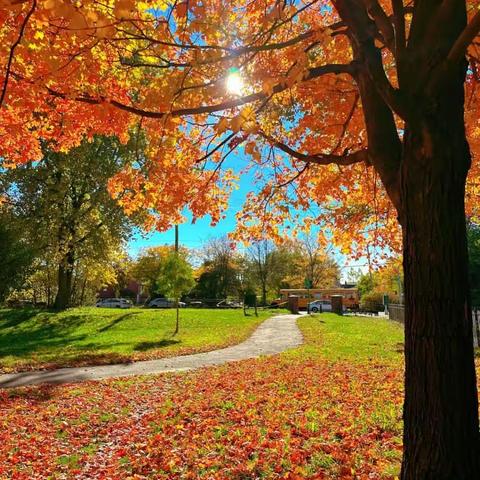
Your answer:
(0, 1), (477, 258)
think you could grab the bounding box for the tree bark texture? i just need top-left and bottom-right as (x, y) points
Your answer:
(399, 68), (480, 479)
(54, 250), (74, 310)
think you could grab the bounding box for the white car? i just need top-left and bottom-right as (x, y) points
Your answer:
(308, 300), (332, 313)
(216, 300), (243, 309)
(148, 298), (186, 308)
(96, 298), (132, 309)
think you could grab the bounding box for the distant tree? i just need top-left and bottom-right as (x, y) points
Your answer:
(193, 237), (242, 299)
(295, 234), (340, 288)
(0, 210), (35, 302)
(8, 243), (125, 307)
(357, 273), (376, 298)
(130, 246), (173, 298)
(157, 251), (195, 334)
(357, 260), (403, 303)
(244, 236), (339, 304)
(246, 240), (276, 306)
(261, 243), (300, 295)
(0, 136), (139, 309)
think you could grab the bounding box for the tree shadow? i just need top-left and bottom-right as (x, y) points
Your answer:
(0, 314), (92, 359)
(134, 339), (180, 351)
(0, 308), (44, 329)
(97, 312), (142, 332)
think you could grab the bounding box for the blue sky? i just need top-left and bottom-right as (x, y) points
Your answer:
(127, 165), (250, 254)
(126, 149), (370, 281)
(128, 148), (257, 254)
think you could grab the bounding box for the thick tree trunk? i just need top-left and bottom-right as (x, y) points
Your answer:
(400, 79), (480, 478)
(54, 251), (74, 310)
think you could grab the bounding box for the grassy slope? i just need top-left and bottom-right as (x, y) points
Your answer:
(0, 307), (283, 372)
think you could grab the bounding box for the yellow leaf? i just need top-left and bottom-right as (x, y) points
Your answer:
(215, 117), (229, 134)
(262, 78), (276, 96)
(43, 0), (56, 10)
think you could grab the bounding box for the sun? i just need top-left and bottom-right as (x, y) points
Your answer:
(226, 69), (244, 96)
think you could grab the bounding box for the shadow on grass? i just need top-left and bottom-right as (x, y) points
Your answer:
(134, 339), (180, 351)
(0, 308), (44, 329)
(97, 312), (142, 332)
(0, 314), (92, 358)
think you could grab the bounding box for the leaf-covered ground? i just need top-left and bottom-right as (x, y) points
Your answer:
(0, 307), (280, 373)
(0, 314), (476, 479)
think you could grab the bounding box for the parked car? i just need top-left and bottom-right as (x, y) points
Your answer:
(308, 300), (332, 313)
(148, 298), (173, 308)
(96, 298), (132, 309)
(216, 300), (243, 309)
(147, 298), (186, 308)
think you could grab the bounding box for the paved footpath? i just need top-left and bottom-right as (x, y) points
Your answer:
(0, 314), (303, 389)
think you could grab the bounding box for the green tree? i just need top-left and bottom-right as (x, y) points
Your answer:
(130, 246), (172, 298)
(157, 251), (195, 334)
(0, 210), (35, 302)
(0, 136), (139, 309)
(356, 260), (403, 303)
(357, 273), (376, 298)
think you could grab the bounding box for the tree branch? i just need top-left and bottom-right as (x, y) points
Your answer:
(362, 0), (395, 51)
(334, 0), (410, 120)
(447, 10), (480, 66)
(391, 0), (406, 60)
(0, 0), (36, 108)
(260, 132), (369, 166)
(46, 62), (355, 119)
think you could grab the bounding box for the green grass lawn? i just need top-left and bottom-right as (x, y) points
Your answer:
(0, 307), (283, 373)
(294, 312), (405, 363)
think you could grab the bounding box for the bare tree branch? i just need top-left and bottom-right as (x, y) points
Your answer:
(259, 131), (369, 166)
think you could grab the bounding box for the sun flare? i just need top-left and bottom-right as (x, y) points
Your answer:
(226, 69), (244, 95)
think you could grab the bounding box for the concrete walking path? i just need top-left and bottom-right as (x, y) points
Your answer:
(0, 314), (303, 389)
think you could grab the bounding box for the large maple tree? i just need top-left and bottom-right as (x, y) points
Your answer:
(1, 0), (480, 478)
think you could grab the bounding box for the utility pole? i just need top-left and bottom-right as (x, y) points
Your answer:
(174, 224), (180, 335)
